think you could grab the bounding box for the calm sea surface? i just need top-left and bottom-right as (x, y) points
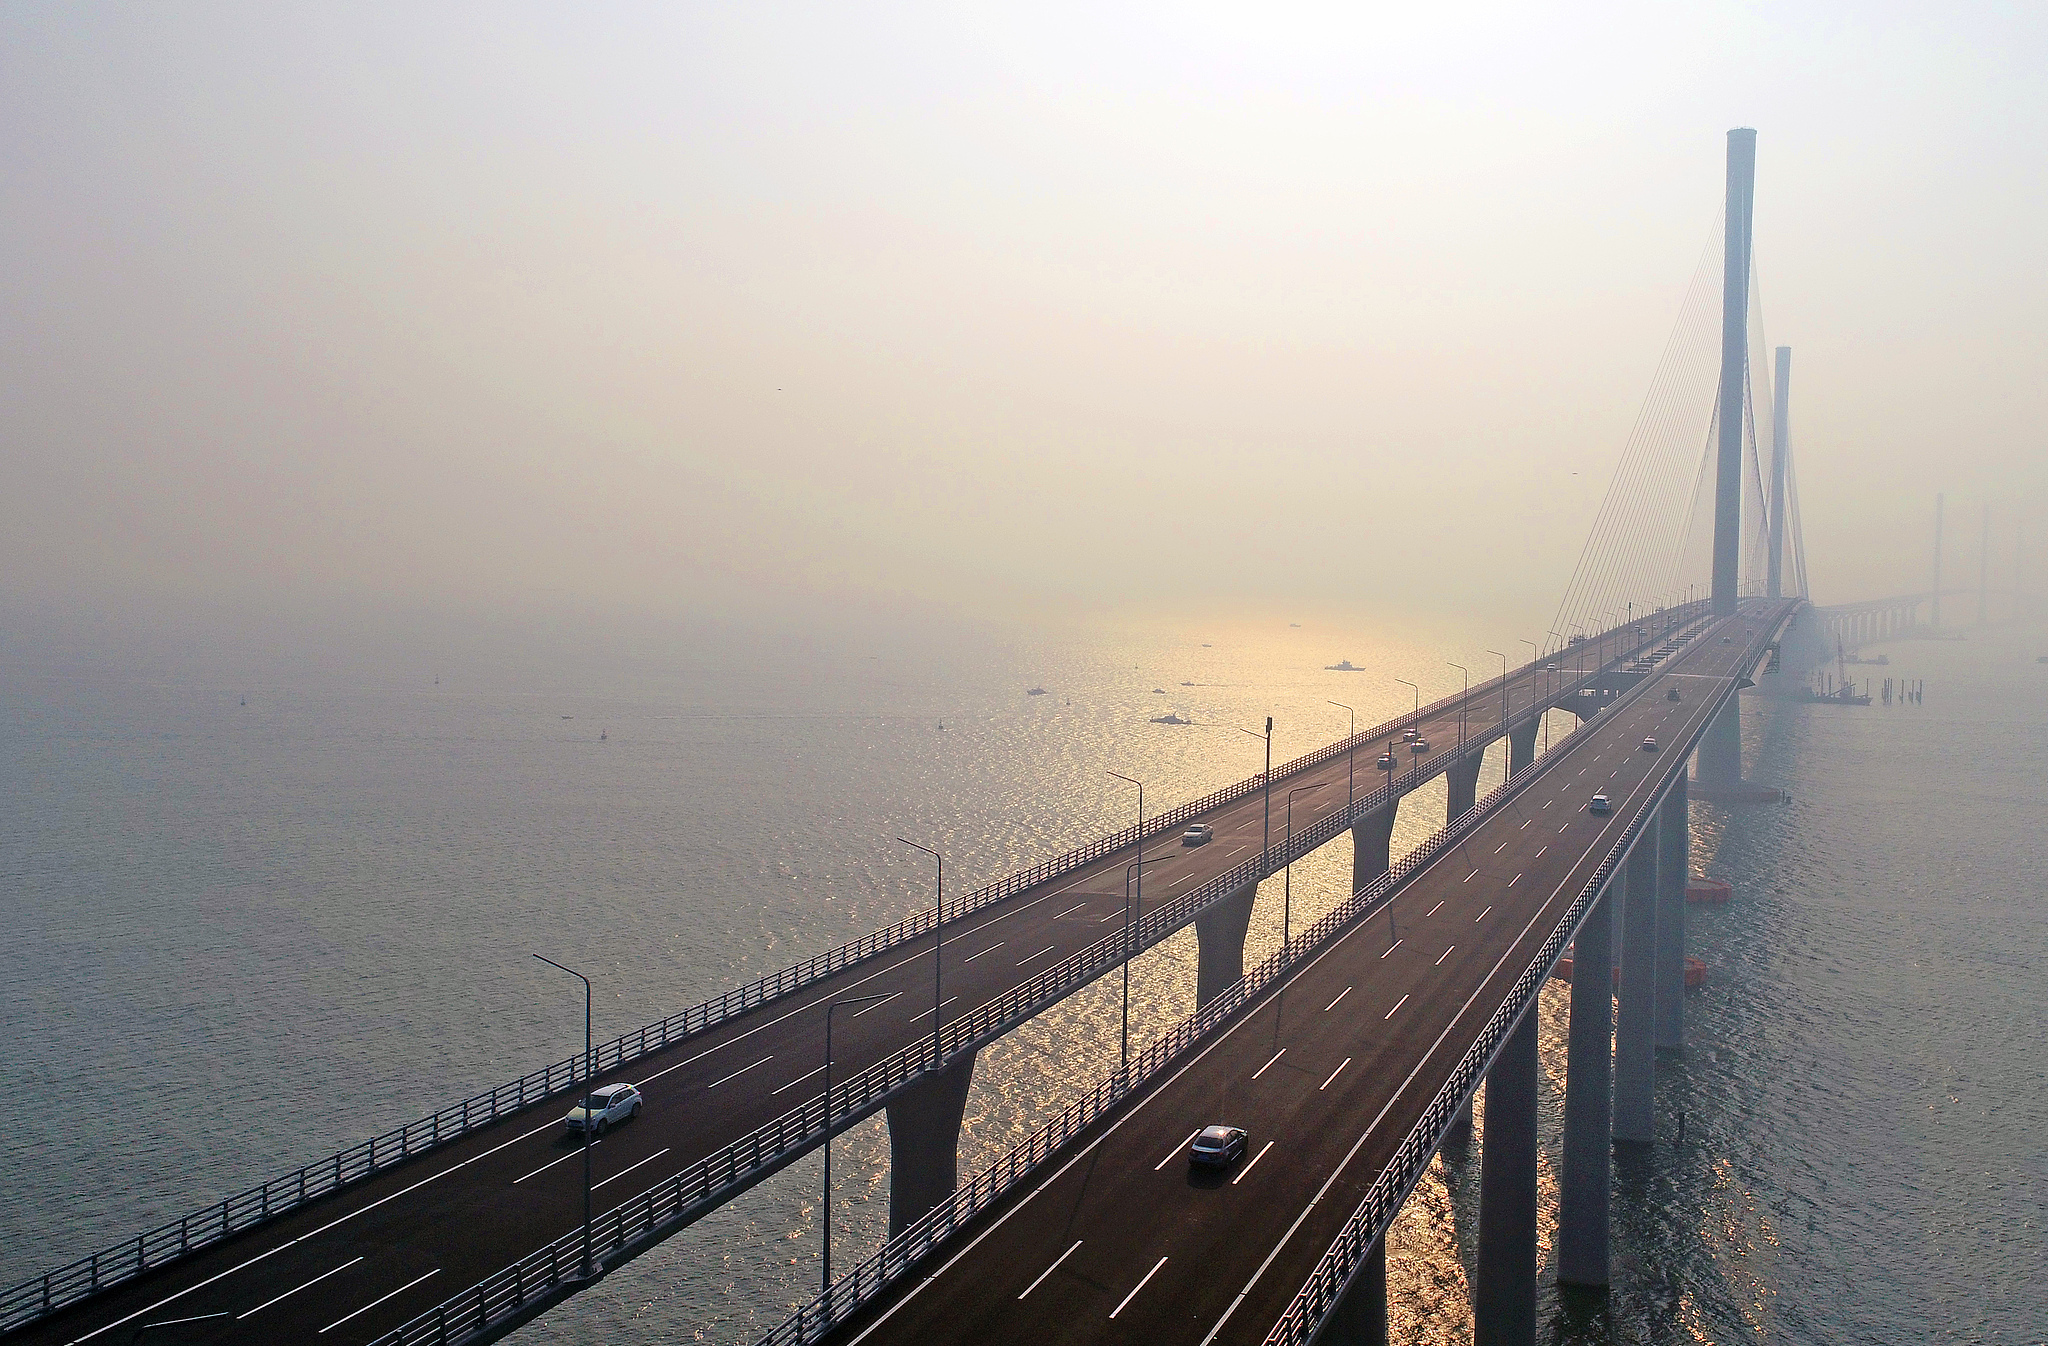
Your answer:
(2, 616), (2042, 1344)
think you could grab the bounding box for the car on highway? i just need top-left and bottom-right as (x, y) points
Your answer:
(1377, 753), (1397, 770)
(1188, 1125), (1248, 1168)
(1667, 687), (1682, 702)
(1403, 728), (1419, 741)
(1720, 636), (1732, 644)
(1410, 739), (1428, 754)
(1588, 793), (1612, 814)
(1641, 737), (1659, 752)
(1182, 823), (1213, 846)
(565, 1083), (641, 1136)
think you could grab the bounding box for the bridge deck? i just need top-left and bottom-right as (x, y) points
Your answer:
(9, 623), (1688, 1346)
(823, 606), (1776, 1346)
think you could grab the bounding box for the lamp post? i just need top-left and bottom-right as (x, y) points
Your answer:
(1395, 679), (1420, 740)
(1486, 650), (1509, 784)
(1327, 701), (1355, 814)
(1119, 856), (1169, 1074)
(532, 954), (594, 1278)
(895, 839), (944, 1070)
(822, 992), (892, 1294)
(1283, 783), (1327, 950)
(1107, 771), (1144, 1074)
(1447, 663), (1468, 746)
(1237, 718), (1273, 871)
(1521, 638), (1543, 761)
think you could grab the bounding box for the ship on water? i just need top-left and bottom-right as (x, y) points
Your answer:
(1325, 659), (1364, 672)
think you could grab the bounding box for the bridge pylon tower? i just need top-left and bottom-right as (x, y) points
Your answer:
(1710, 128), (1757, 616)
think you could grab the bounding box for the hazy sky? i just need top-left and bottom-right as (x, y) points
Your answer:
(5, 3), (2044, 653)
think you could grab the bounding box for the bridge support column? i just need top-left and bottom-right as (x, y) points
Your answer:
(1655, 778), (1689, 1049)
(1613, 820), (1660, 1144)
(1474, 1009), (1538, 1346)
(1507, 720), (1539, 776)
(1321, 1231), (1388, 1346)
(885, 1048), (978, 1237)
(1556, 883), (1615, 1288)
(1351, 806), (1396, 895)
(1693, 696), (1741, 792)
(1446, 753), (1485, 824)
(1194, 882), (1259, 1009)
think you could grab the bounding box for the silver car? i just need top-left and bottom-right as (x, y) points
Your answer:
(1188, 1125), (1248, 1168)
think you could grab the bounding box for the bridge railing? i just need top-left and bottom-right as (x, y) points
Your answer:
(0, 609), (1706, 1339)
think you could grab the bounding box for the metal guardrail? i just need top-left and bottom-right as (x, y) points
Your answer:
(359, 615), (1721, 1346)
(1262, 607), (1790, 1346)
(0, 608), (1707, 1339)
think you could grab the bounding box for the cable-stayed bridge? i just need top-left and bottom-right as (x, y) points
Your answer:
(4, 129), (1819, 1346)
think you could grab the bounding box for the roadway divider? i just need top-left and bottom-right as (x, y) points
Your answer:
(358, 614), (1721, 1346)
(0, 607), (1709, 1339)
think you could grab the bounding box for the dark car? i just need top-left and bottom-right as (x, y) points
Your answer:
(1667, 687), (1681, 702)
(1377, 753), (1397, 770)
(1189, 1125), (1248, 1168)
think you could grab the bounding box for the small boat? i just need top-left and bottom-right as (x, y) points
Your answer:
(239, 695), (246, 706)
(1325, 659), (1364, 672)
(1027, 686), (1048, 696)
(1289, 623), (1301, 628)
(599, 730), (607, 741)
(1180, 681), (1196, 686)
(1153, 688), (1166, 694)
(1150, 712), (1192, 725)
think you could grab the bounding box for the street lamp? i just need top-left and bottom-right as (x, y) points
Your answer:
(1120, 856), (1169, 1074)
(1237, 718), (1273, 871)
(1327, 701), (1356, 814)
(1395, 679), (1420, 739)
(532, 953), (595, 1278)
(896, 839), (945, 1070)
(1283, 783), (1327, 950)
(1521, 638), (1543, 759)
(1447, 663), (1468, 746)
(1486, 650), (1509, 784)
(822, 993), (891, 1294)
(1107, 771), (1144, 1073)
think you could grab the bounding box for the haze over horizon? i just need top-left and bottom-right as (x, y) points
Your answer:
(6, 3), (2045, 667)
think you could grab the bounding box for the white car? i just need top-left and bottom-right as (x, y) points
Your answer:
(1182, 823), (1213, 846)
(1589, 794), (1613, 814)
(1410, 739), (1428, 754)
(565, 1083), (642, 1135)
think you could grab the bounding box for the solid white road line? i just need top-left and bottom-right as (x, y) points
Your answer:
(514, 1142), (603, 1185)
(1017, 1241), (1082, 1299)
(1385, 994), (1410, 1019)
(317, 1269), (439, 1335)
(1324, 986), (1352, 1012)
(1319, 1059), (1351, 1091)
(1109, 1257), (1169, 1318)
(1436, 945), (1455, 966)
(963, 942), (1004, 962)
(1252, 1049), (1286, 1080)
(1016, 945), (1056, 966)
(593, 1147), (670, 1190)
(1157, 1130), (1202, 1170)
(1380, 940), (1402, 959)
(236, 1257), (364, 1319)
(1231, 1141), (1276, 1186)
(67, 1114), (562, 1344)
(700, 1057), (770, 1089)
(771, 1064), (827, 1096)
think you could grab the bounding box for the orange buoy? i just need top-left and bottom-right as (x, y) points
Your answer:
(1686, 877), (1732, 904)
(1684, 955), (1708, 986)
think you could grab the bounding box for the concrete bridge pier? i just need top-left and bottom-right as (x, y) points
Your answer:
(1613, 820), (1661, 1144)
(1351, 806), (1397, 895)
(1320, 1231), (1389, 1346)
(885, 1047), (979, 1236)
(1473, 1008), (1539, 1346)
(1655, 778), (1689, 1049)
(1194, 882), (1259, 1009)
(1555, 882), (1615, 1288)
(1507, 720), (1539, 775)
(1693, 698), (1741, 792)
(1446, 752), (1486, 823)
